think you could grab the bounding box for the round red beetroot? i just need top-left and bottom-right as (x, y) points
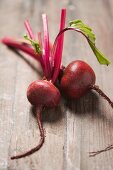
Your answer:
(27, 80), (61, 107)
(60, 60), (96, 99)
(11, 80), (61, 160)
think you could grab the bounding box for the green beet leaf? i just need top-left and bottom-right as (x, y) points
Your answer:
(69, 20), (110, 65)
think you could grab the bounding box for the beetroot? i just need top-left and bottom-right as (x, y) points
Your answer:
(60, 60), (113, 157)
(27, 80), (60, 107)
(11, 80), (61, 159)
(60, 60), (96, 99)
(60, 60), (113, 109)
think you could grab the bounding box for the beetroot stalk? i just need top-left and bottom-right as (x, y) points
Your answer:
(52, 8), (66, 83)
(24, 20), (35, 40)
(11, 107), (45, 159)
(38, 32), (43, 50)
(42, 14), (51, 79)
(1, 37), (45, 70)
(51, 27), (88, 66)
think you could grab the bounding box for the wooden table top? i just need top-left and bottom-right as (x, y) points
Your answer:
(0, 0), (113, 169)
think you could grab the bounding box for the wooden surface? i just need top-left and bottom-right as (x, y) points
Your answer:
(0, 0), (113, 169)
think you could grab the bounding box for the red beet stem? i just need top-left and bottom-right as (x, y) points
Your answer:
(51, 26), (90, 82)
(24, 19), (35, 40)
(52, 8), (66, 83)
(38, 32), (43, 50)
(91, 85), (113, 108)
(1, 37), (45, 70)
(42, 14), (51, 79)
(11, 107), (45, 160)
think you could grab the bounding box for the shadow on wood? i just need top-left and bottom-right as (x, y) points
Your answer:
(7, 46), (42, 76)
(64, 90), (113, 126)
(30, 90), (113, 126)
(31, 104), (65, 123)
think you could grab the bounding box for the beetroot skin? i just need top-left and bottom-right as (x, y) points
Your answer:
(60, 60), (96, 99)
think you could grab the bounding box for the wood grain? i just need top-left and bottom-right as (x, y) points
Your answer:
(0, 0), (113, 170)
